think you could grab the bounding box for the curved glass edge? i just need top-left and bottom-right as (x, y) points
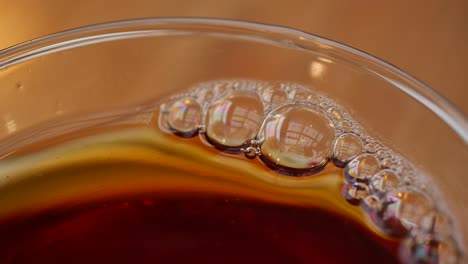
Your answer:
(0, 17), (466, 143)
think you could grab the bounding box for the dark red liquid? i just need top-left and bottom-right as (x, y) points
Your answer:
(0, 194), (400, 264)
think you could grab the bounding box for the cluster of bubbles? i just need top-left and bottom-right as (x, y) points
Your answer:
(157, 79), (462, 263)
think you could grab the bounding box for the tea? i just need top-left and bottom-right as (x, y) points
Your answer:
(0, 80), (461, 263)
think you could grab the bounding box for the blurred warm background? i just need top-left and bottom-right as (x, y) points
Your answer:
(1, 0), (467, 113)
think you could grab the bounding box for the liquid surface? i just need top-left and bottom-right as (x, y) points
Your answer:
(0, 128), (399, 264)
(0, 194), (399, 264)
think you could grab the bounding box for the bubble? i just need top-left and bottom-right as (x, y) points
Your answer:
(332, 133), (363, 167)
(337, 120), (352, 132)
(352, 127), (364, 137)
(196, 87), (216, 103)
(369, 170), (401, 195)
(378, 188), (434, 236)
(381, 157), (398, 168)
(242, 146), (258, 159)
(343, 182), (369, 205)
(161, 97), (203, 137)
(257, 104), (334, 175)
(361, 195), (381, 213)
(400, 234), (461, 264)
(212, 81), (231, 95)
(364, 142), (381, 153)
(397, 165), (413, 176)
(205, 90), (264, 151)
(260, 84), (288, 106)
(289, 88), (313, 102)
(376, 149), (390, 159)
(319, 101), (329, 110)
(327, 107), (344, 121)
(403, 174), (417, 186)
(307, 94), (321, 105)
(344, 154), (381, 183)
(420, 212), (454, 239)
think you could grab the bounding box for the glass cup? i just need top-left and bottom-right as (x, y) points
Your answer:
(0, 18), (466, 257)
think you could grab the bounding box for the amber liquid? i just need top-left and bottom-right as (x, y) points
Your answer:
(0, 127), (400, 263)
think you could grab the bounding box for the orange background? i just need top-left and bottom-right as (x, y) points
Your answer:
(1, 0), (467, 113)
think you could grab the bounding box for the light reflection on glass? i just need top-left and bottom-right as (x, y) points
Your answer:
(5, 119), (17, 134)
(310, 61), (325, 78)
(318, 57), (333, 63)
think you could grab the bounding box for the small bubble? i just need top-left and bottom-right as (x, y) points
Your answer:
(403, 174), (417, 186)
(337, 120), (352, 132)
(400, 234), (461, 264)
(196, 88), (216, 103)
(160, 103), (169, 113)
(242, 146), (258, 159)
(260, 84), (288, 106)
(327, 107), (344, 121)
(344, 154), (381, 183)
(163, 97), (202, 137)
(361, 195), (381, 213)
(319, 101), (329, 110)
(376, 149), (390, 159)
(369, 170), (400, 195)
(213, 81), (231, 95)
(332, 133), (363, 167)
(420, 211), (454, 239)
(257, 104), (334, 175)
(289, 88), (312, 102)
(307, 93), (321, 104)
(205, 90), (264, 151)
(320, 97), (331, 104)
(343, 182), (369, 205)
(365, 142), (381, 153)
(352, 127), (364, 137)
(397, 165), (413, 176)
(381, 157), (398, 168)
(379, 188), (434, 236)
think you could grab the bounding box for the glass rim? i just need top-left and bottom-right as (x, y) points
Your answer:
(0, 17), (466, 142)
